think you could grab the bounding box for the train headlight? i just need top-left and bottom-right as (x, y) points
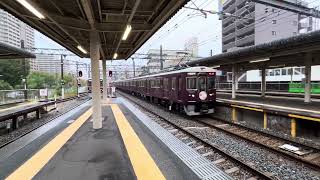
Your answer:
(192, 94), (195, 97)
(199, 91), (207, 100)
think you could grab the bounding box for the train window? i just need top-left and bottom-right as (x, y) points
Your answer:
(179, 78), (183, 91)
(208, 77), (215, 89)
(198, 77), (206, 91)
(281, 69), (287, 75)
(163, 78), (169, 90)
(186, 77), (197, 90)
(151, 79), (160, 88)
(156, 79), (161, 87)
(172, 77), (176, 90)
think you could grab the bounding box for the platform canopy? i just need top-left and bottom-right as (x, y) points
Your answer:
(188, 30), (320, 71)
(0, 0), (187, 60)
(0, 42), (36, 59)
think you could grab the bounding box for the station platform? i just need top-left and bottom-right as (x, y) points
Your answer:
(217, 92), (320, 118)
(0, 97), (230, 180)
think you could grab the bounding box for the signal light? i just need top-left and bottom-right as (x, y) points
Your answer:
(109, 71), (113, 77)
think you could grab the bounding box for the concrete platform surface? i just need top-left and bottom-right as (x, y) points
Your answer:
(217, 93), (320, 117)
(1, 98), (205, 180)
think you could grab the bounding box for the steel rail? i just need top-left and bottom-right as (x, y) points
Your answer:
(0, 95), (90, 149)
(119, 92), (273, 180)
(198, 118), (320, 171)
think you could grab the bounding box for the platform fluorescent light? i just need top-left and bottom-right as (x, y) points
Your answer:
(249, 58), (270, 63)
(113, 53), (118, 59)
(122, 25), (132, 40)
(269, 64), (285, 68)
(77, 45), (87, 54)
(16, 0), (45, 19)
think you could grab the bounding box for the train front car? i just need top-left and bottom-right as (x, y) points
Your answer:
(182, 67), (216, 116)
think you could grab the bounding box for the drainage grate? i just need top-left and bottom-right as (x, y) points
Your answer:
(121, 98), (233, 180)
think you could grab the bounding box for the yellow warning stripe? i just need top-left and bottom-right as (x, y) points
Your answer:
(231, 104), (263, 112)
(111, 104), (165, 180)
(5, 108), (92, 180)
(288, 114), (320, 122)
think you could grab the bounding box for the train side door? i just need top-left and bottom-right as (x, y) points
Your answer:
(146, 79), (150, 95)
(177, 76), (182, 101)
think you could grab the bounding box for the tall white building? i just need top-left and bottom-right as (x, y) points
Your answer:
(221, 1), (320, 83)
(146, 49), (193, 73)
(36, 54), (59, 74)
(184, 37), (199, 57)
(36, 54), (72, 75)
(0, 9), (37, 70)
(222, 0), (311, 52)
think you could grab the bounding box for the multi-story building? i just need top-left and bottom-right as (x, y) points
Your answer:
(221, 0), (311, 52)
(184, 37), (199, 57)
(36, 54), (72, 75)
(146, 49), (193, 73)
(0, 9), (37, 71)
(36, 54), (59, 74)
(221, 0), (320, 83)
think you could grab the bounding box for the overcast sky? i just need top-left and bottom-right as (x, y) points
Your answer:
(35, 0), (320, 67)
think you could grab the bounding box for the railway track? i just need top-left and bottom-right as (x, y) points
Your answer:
(198, 117), (320, 170)
(120, 92), (271, 180)
(0, 95), (90, 149)
(119, 91), (320, 180)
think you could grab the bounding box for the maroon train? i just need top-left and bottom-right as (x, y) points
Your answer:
(114, 66), (217, 116)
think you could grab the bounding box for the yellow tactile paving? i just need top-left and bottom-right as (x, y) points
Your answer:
(5, 108), (92, 180)
(111, 104), (165, 180)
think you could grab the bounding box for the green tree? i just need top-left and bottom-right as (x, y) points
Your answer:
(63, 73), (77, 88)
(0, 80), (13, 90)
(27, 72), (57, 89)
(0, 59), (29, 88)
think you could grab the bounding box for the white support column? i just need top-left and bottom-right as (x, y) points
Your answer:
(304, 53), (312, 103)
(102, 59), (108, 99)
(232, 64), (237, 99)
(235, 68), (239, 90)
(261, 67), (266, 98)
(90, 30), (102, 129)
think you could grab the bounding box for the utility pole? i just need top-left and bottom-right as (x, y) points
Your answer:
(210, 49), (213, 56)
(21, 40), (28, 101)
(60, 54), (65, 99)
(76, 61), (79, 97)
(88, 64), (91, 79)
(160, 45), (163, 70)
(132, 58), (135, 77)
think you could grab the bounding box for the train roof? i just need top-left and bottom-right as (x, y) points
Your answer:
(116, 66), (216, 82)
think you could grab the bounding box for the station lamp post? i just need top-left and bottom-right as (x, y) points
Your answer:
(60, 54), (66, 99)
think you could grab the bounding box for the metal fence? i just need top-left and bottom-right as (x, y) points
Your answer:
(0, 86), (88, 105)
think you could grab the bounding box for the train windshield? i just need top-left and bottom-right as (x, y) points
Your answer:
(186, 77), (197, 90)
(198, 76), (206, 91)
(208, 77), (215, 90)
